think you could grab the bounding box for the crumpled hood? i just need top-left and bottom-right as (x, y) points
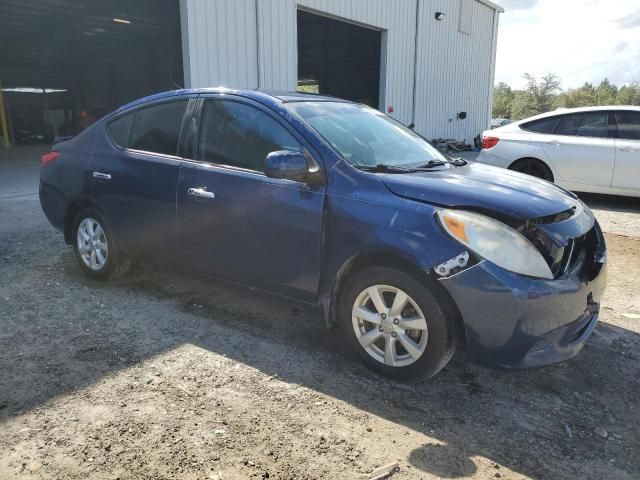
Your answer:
(381, 163), (578, 220)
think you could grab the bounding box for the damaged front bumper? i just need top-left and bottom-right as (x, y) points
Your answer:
(438, 225), (607, 369)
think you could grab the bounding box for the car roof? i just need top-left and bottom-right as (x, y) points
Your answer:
(113, 88), (349, 115)
(515, 105), (640, 124)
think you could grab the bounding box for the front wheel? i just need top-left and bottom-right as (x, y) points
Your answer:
(510, 158), (554, 182)
(72, 208), (131, 280)
(339, 267), (457, 382)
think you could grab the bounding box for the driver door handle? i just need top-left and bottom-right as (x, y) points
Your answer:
(619, 146), (636, 152)
(188, 187), (216, 199)
(92, 171), (111, 180)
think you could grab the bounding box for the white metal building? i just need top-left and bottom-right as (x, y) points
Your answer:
(0, 0), (502, 147)
(180, 0), (503, 143)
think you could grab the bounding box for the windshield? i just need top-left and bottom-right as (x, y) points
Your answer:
(288, 102), (446, 168)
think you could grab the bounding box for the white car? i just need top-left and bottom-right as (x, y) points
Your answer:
(476, 106), (640, 197)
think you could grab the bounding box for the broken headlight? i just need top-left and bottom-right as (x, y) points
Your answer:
(436, 209), (554, 280)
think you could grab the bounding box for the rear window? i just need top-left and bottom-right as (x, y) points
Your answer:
(107, 113), (133, 147)
(615, 111), (640, 140)
(520, 116), (560, 134)
(129, 100), (188, 156)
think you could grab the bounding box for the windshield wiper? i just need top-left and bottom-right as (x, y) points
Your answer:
(356, 164), (418, 174)
(414, 157), (468, 169)
(415, 160), (447, 169)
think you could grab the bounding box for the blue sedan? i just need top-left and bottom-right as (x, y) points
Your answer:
(39, 89), (607, 381)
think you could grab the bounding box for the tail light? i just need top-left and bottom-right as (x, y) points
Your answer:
(41, 151), (61, 166)
(482, 136), (500, 149)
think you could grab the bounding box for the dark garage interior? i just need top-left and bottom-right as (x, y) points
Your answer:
(0, 0), (183, 145)
(297, 10), (382, 109)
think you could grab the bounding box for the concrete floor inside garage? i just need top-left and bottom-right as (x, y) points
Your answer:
(0, 145), (639, 479)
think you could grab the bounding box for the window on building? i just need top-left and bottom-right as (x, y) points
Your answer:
(198, 100), (302, 172)
(615, 111), (640, 140)
(555, 112), (609, 138)
(128, 100), (188, 156)
(459, 0), (473, 35)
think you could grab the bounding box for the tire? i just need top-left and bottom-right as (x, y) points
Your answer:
(72, 207), (131, 280)
(509, 158), (554, 182)
(339, 266), (457, 382)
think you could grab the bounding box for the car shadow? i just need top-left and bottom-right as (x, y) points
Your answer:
(578, 192), (640, 214)
(1, 251), (638, 479)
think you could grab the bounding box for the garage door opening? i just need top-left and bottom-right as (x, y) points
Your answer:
(297, 10), (383, 109)
(0, 0), (183, 145)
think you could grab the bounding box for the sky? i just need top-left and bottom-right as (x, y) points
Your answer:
(493, 0), (640, 90)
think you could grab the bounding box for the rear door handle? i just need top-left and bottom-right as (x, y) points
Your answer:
(619, 146), (636, 152)
(92, 171), (111, 180)
(542, 140), (562, 146)
(187, 187), (216, 199)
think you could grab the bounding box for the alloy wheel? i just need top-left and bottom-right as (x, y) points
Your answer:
(352, 285), (428, 367)
(77, 218), (108, 271)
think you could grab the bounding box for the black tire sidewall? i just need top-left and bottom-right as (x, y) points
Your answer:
(512, 159), (553, 182)
(71, 208), (121, 280)
(339, 266), (456, 382)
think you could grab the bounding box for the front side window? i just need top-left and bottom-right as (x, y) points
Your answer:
(615, 111), (640, 140)
(198, 100), (302, 172)
(555, 112), (609, 138)
(288, 102), (445, 168)
(128, 100), (188, 156)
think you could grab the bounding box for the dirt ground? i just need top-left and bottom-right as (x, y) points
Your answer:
(0, 147), (639, 480)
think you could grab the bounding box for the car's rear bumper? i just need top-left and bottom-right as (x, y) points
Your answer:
(474, 149), (512, 169)
(439, 240), (607, 369)
(39, 182), (67, 233)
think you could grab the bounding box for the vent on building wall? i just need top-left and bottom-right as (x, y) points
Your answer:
(459, 0), (473, 35)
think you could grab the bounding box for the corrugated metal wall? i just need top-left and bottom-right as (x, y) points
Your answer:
(257, 0), (418, 125)
(414, 0), (499, 141)
(180, 0), (500, 141)
(180, 0), (258, 89)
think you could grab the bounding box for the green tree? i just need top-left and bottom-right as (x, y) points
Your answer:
(493, 75), (640, 120)
(523, 73), (562, 114)
(595, 78), (618, 105)
(617, 82), (640, 105)
(492, 82), (514, 118)
(556, 82), (596, 108)
(510, 90), (538, 120)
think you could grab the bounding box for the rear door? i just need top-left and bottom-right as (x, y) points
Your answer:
(176, 96), (326, 300)
(91, 98), (191, 256)
(612, 110), (640, 191)
(540, 111), (615, 187)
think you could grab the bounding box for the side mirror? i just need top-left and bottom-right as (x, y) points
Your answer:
(264, 150), (323, 185)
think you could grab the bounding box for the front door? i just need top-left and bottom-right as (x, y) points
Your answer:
(540, 111), (615, 187)
(612, 110), (640, 191)
(176, 96), (326, 300)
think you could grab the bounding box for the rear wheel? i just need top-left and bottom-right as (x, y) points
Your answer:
(339, 266), (457, 382)
(72, 208), (130, 280)
(510, 158), (554, 182)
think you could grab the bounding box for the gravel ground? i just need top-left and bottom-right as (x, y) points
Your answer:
(0, 147), (639, 480)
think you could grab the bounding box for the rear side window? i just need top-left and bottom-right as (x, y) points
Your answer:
(107, 113), (133, 147)
(129, 100), (188, 156)
(521, 116), (560, 134)
(555, 112), (609, 138)
(615, 111), (640, 140)
(197, 100), (302, 172)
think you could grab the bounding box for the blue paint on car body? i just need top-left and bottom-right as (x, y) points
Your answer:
(40, 88), (607, 372)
